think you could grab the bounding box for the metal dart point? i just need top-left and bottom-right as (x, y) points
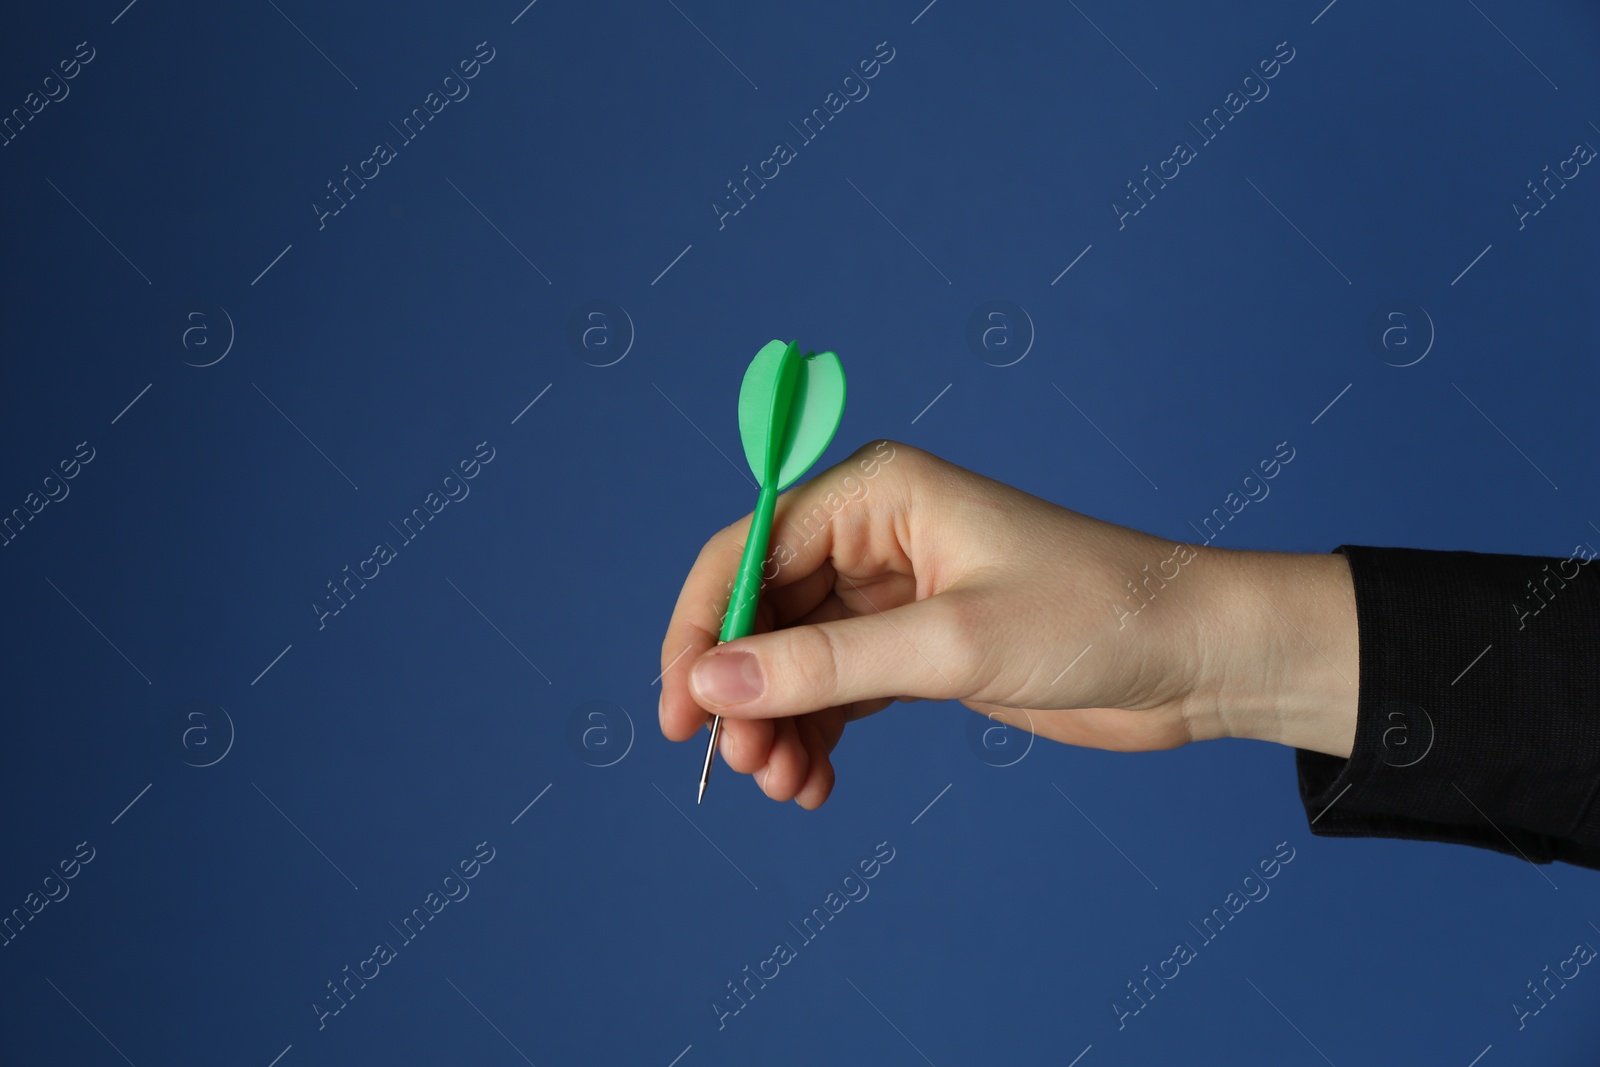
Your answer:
(697, 714), (723, 803)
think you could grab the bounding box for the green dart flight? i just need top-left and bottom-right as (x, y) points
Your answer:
(698, 338), (847, 803)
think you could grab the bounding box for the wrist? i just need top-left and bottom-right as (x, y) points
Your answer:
(1182, 546), (1360, 756)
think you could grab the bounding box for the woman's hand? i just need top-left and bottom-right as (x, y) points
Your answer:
(658, 441), (1358, 809)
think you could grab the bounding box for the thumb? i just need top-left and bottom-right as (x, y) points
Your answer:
(689, 596), (972, 718)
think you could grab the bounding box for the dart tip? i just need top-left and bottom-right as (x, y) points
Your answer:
(698, 714), (722, 804)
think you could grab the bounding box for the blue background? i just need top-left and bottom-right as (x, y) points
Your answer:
(2, 0), (1598, 1064)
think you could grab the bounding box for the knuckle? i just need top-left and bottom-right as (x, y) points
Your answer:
(927, 595), (989, 696)
(711, 516), (749, 550)
(875, 438), (923, 469)
(848, 438), (893, 461)
(847, 438), (919, 477)
(694, 524), (737, 569)
(782, 625), (845, 706)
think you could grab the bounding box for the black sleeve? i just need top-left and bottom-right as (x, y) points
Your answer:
(1295, 543), (1600, 869)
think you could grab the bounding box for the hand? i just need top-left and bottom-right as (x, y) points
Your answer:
(657, 441), (1358, 809)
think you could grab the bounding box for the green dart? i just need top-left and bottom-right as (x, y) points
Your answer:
(698, 338), (847, 803)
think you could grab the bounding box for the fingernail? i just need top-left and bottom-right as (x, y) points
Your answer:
(693, 652), (764, 706)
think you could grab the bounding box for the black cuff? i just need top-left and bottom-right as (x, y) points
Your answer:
(1294, 544), (1600, 869)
